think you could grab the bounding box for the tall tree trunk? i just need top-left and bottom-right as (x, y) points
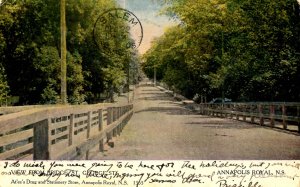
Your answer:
(60, 0), (67, 104)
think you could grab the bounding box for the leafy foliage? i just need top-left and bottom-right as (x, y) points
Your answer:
(0, 64), (9, 104)
(143, 0), (300, 102)
(0, 0), (139, 105)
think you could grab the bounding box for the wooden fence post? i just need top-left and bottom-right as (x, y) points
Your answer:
(117, 125), (121, 136)
(236, 104), (240, 120)
(250, 105), (255, 123)
(69, 114), (74, 146)
(243, 105), (246, 121)
(99, 139), (104, 152)
(259, 104), (264, 126)
(85, 150), (89, 160)
(224, 104), (227, 118)
(82, 111), (92, 160)
(116, 107), (118, 119)
(111, 107), (114, 122)
(98, 108), (104, 153)
(33, 119), (50, 160)
(98, 109), (103, 131)
(297, 106), (300, 133)
(113, 107), (117, 122)
(113, 122), (117, 137)
(107, 107), (112, 125)
(87, 111), (91, 139)
(270, 105), (275, 127)
(282, 104), (287, 129)
(230, 104), (233, 119)
(220, 104), (223, 118)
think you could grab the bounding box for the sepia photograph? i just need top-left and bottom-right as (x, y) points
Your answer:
(0, 0), (299, 186)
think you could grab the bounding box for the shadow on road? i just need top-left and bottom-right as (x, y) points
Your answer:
(140, 89), (162, 92)
(139, 92), (166, 95)
(186, 121), (261, 129)
(134, 106), (194, 115)
(138, 96), (174, 101)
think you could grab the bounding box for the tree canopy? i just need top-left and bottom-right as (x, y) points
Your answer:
(0, 0), (140, 105)
(143, 0), (300, 102)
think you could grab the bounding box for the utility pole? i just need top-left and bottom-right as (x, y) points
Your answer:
(221, 30), (224, 104)
(153, 66), (156, 86)
(60, 0), (67, 104)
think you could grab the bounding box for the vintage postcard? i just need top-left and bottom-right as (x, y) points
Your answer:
(0, 0), (299, 186)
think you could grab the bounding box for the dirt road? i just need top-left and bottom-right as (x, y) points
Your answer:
(91, 83), (300, 160)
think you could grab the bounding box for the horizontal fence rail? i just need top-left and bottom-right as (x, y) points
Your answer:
(189, 103), (300, 133)
(154, 81), (300, 133)
(0, 103), (133, 160)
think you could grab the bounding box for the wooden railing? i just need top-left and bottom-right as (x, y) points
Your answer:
(0, 103), (133, 160)
(153, 81), (300, 133)
(189, 102), (300, 133)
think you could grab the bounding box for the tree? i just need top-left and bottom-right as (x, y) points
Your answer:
(0, 64), (9, 105)
(0, 0), (140, 105)
(143, 0), (300, 102)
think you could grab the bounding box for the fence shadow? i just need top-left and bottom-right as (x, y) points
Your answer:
(134, 106), (195, 115)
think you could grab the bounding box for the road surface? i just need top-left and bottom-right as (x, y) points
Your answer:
(91, 82), (300, 160)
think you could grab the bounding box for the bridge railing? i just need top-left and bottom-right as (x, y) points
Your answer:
(153, 81), (300, 133)
(190, 102), (300, 133)
(0, 103), (133, 160)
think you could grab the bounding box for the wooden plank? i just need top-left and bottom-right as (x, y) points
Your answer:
(69, 114), (74, 146)
(72, 131), (88, 146)
(99, 139), (104, 152)
(282, 105), (287, 129)
(0, 104), (107, 135)
(50, 130), (69, 141)
(20, 154), (33, 160)
(87, 111), (91, 139)
(91, 111), (99, 118)
(103, 111), (133, 135)
(74, 124), (88, 131)
(201, 103), (300, 132)
(0, 129), (33, 147)
(89, 127), (100, 137)
(55, 110), (133, 159)
(49, 140), (69, 158)
(90, 121), (99, 128)
(73, 116), (88, 124)
(55, 131), (106, 160)
(99, 109), (103, 131)
(90, 117), (99, 125)
(1, 104), (137, 160)
(0, 143), (33, 160)
(0, 109), (47, 134)
(33, 119), (49, 160)
(49, 120), (69, 130)
(270, 105), (275, 127)
(285, 116), (300, 122)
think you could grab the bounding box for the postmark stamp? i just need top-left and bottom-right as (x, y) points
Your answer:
(93, 8), (143, 56)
